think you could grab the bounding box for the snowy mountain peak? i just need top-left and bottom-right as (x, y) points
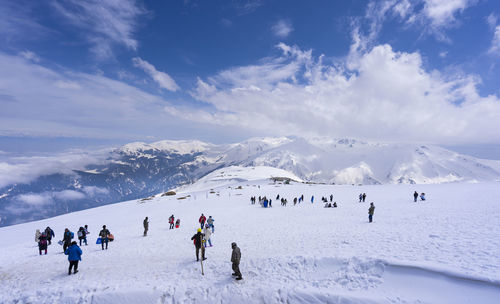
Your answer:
(118, 139), (213, 155)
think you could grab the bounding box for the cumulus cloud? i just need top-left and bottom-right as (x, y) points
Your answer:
(186, 42), (500, 145)
(271, 19), (293, 38)
(52, 0), (146, 59)
(132, 57), (180, 92)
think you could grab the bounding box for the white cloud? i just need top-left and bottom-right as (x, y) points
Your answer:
(359, 0), (477, 43)
(52, 0), (146, 59)
(489, 26), (500, 56)
(0, 52), (196, 140)
(271, 19), (293, 38)
(0, 149), (110, 188)
(132, 57), (180, 92)
(422, 0), (476, 28)
(18, 50), (40, 62)
(487, 14), (497, 30)
(187, 43), (500, 145)
(82, 186), (109, 197)
(54, 190), (86, 200)
(16, 193), (53, 206)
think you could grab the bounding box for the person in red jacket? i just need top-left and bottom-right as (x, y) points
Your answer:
(169, 214), (175, 229)
(199, 213), (206, 229)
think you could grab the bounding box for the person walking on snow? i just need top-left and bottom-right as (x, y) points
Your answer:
(62, 228), (72, 252)
(231, 242), (242, 280)
(143, 217), (149, 236)
(199, 214), (207, 229)
(191, 228), (206, 261)
(45, 227), (55, 245)
(203, 224), (213, 247)
(362, 193), (366, 202)
(311, 195), (314, 204)
(368, 202), (375, 223)
(99, 225), (111, 250)
(413, 191), (418, 202)
(38, 232), (48, 255)
(207, 216), (215, 233)
(77, 227), (87, 246)
(65, 241), (82, 275)
(169, 214), (175, 229)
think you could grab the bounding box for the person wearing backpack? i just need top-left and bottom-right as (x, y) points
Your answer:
(65, 241), (82, 275)
(77, 227), (87, 246)
(38, 232), (48, 255)
(199, 214), (206, 229)
(45, 227), (55, 245)
(190, 228), (206, 261)
(62, 228), (73, 252)
(99, 225), (111, 250)
(203, 224), (212, 247)
(207, 216), (215, 233)
(169, 214), (175, 229)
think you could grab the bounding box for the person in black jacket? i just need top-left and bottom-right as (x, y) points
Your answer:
(143, 217), (149, 236)
(413, 191), (419, 202)
(77, 227), (87, 246)
(190, 228), (206, 261)
(45, 227), (55, 245)
(62, 228), (72, 252)
(99, 225), (111, 250)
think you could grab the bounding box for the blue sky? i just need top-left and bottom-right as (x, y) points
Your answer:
(1, 0), (500, 155)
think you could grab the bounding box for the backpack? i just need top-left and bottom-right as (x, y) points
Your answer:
(77, 231), (83, 238)
(70, 231), (74, 239)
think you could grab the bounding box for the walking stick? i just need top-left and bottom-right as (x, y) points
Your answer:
(200, 253), (204, 275)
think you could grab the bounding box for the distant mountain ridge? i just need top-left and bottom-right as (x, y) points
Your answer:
(1, 136), (499, 226)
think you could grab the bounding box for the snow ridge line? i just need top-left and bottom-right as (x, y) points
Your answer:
(383, 261), (500, 287)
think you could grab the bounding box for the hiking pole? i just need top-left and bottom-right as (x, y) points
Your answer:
(200, 254), (204, 275)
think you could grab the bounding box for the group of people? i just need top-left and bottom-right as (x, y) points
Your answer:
(253, 193), (342, 208)
(35, 227), (54, 255)
(413, 191), (426, 202)
(358, 193), (367, 202)
(189, 215), (241, 280)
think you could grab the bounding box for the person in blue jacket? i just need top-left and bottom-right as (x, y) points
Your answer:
(65, 241), (82, 275)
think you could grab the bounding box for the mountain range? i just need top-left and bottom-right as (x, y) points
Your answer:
(1, 136), (499, 226)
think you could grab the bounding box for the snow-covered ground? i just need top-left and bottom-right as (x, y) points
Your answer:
(1, 166), (499, 303)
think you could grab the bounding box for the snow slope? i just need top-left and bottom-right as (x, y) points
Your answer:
(0, 166), (499, 303)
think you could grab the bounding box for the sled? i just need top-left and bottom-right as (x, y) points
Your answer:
(58, 240), (63, 246)
(175, 224), (180, 228)
(108, 234), (115, 242)
(96, 237), (102, 244)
